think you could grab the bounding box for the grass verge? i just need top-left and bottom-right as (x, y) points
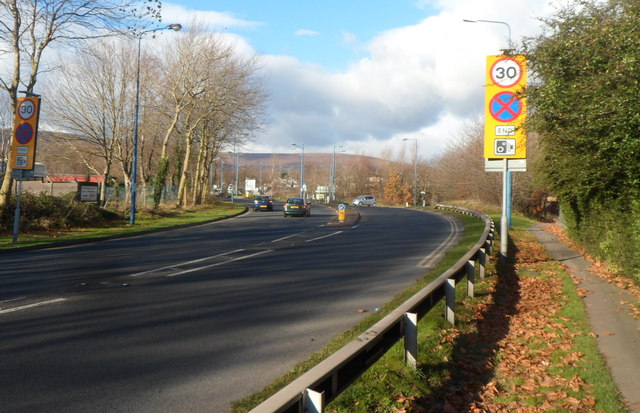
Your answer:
(0, 202), (246, 250)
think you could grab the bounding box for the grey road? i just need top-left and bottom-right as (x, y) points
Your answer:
(0, 204), (461, 412)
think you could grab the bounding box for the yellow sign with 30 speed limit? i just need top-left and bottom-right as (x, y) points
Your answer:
(484, 55), (527, 159)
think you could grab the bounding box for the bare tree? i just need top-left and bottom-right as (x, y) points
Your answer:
(429, 121), (502, 204)
(163, 26), (266, 207)
(0, 0), (160, 206)
(44, 39), (135, 204)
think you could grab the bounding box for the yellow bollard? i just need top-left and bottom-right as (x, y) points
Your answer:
(338, 204), (346, 222)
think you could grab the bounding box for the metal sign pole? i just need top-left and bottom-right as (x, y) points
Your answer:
(500, 159), (508, 262)
(12, 169), (24, 244)
(507, 170), (513, 228)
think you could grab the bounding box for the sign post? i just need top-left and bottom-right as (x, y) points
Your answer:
(9, 96), (41, 170)
(10, 94), (42, 243)
(484, 55), (526, 261)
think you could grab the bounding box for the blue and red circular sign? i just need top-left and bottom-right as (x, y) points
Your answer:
(489, 91), (523, 122)
(15, 122), (34, 144)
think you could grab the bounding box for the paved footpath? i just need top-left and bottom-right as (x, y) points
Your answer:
(531, 224), (640, 413)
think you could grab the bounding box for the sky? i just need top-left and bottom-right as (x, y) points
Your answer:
(157, 0), (560, 160)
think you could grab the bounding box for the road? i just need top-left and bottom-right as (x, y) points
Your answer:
(0, 203), (462, 412)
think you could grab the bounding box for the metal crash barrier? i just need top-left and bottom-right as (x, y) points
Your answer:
(250, 205), (494, 413)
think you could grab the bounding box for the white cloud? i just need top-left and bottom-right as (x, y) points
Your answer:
(340, 31), (357, 45)
(250, 0), (554, 160)
(160, 3), (263, 32)
(295, 29), (320, 37)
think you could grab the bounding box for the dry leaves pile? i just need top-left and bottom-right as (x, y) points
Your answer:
(403, 230), (598, 413)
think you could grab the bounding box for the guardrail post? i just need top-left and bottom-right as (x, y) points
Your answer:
(445, 279), (455, 325)
(304, 388), (324, 413)
(467, 260), (475, 298)
(404, 312), (418, 369)
(479, 248), (486, 279)
(485, 238), (492, 255)
(488, 225), (495, 249)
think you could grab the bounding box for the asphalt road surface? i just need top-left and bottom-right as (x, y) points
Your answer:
(0, 203), (462, 412)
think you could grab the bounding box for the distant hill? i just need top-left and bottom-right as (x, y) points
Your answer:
(220, 152), (387, 173)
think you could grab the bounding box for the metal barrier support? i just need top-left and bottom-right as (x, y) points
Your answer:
(304, 389), (323, 413)
(404, 312), (418, 369)
(466, 260), (475, 298)
(445, 279), (456, 325)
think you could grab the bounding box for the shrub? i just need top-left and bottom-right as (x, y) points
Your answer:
(0, 192), (122, 233)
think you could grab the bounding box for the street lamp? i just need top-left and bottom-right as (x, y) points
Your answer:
(331, 144), (344, 201)
(462, 19), (512, 49)
(235, 163), (246, 199)
(403, 138), (417, 206)
(211, 157), (224, 195)
(291, 140), (305, 198)
(230, 143), (243, 202)
(130, 23), (182, 225)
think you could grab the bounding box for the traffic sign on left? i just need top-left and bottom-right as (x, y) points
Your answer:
(10, 97), (41, 170)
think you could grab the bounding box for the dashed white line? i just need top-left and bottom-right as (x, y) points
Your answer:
(271, 233), (302, 243)
(1, 296), (27, 304)
(129, 249), (245, 277)
(0, 298), (67, 315)
(165, 250), (273, 277)
(305, 231), (343, 243)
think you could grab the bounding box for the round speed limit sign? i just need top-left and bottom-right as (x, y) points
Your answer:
(18, 99), (36, 120)
(490, 57), (523, 88)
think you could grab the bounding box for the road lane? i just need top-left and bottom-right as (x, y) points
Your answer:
(0, 205), (327, 299)
(0, 205), (461, 412)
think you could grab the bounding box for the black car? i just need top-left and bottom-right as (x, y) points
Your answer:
(254, 195), (273, 211)
(283, 197), (310, 217)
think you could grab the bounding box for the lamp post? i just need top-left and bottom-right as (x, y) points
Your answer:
(230, 142), (240, 202)
(462, 19), (512, 48)
(291, 140), (305, 198)
(130, 23), (181, 225)
(219, 158), (224, 195)
(211, 157), (224, 195)
(331, 144), (343, 201)
(235, 163), (245, 198)
(403, 138), (417, 206)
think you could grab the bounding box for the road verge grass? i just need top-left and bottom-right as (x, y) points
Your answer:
(0, 202), (246, 250)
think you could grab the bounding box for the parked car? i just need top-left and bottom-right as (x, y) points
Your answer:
(254, 195), (273, 211)
(352, 195), (376, 206)
(283, 197), (311, 217)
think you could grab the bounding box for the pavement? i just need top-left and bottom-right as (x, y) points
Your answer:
(530, 224), (640, 413)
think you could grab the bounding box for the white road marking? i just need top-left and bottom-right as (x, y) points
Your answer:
(271, 233), (302, 243)
(165, 250), (273, 277)
(1, 296), (27, 304)
(0, 298), (67, 315)
(128, 249), (245, 277)
(305, 231), (343, 243)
